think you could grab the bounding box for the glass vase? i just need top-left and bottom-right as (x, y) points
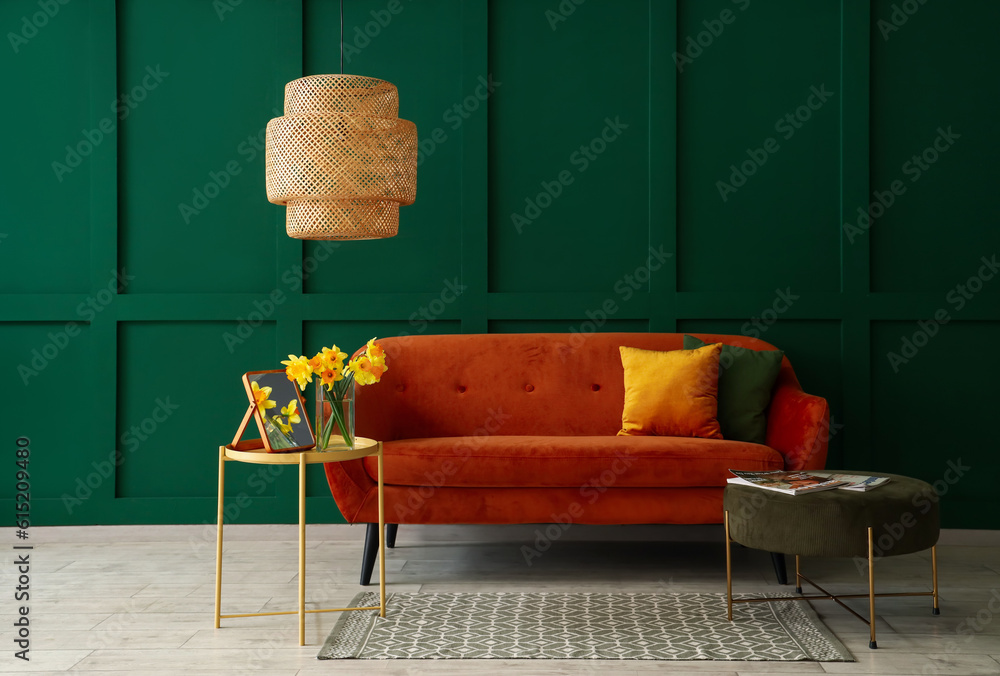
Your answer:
(315, 379), (355, 450)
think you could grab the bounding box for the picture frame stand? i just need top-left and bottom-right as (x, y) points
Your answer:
(241, 370), (316, 452)
(230, 403), (264, 451)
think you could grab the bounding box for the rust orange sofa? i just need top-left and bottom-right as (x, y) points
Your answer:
(324, 333), (830, 584)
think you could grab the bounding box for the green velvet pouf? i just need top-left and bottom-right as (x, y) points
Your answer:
(723, 472), (940, 559)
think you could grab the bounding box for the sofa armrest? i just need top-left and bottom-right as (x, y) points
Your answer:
(765, 379), (830, 471)
(323, 459), (376, 524)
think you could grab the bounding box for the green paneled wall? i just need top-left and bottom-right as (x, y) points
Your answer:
(118, 0), (286, 295)
(2, 0), (997, 529)
(678, 0), (842, 293)
(488, 0), (652, 293)
(869, 0), (1000, 292)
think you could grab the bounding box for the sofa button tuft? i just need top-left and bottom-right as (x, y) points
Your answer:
(457, 385), (467, 393)
(524, 384), (534, 392)
(591, 384), (601, 391)
(396, 384), (406, 393)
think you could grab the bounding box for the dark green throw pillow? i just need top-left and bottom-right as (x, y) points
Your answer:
(683, 335), (784, 444)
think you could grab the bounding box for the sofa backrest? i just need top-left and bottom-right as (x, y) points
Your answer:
(355, 333), (799, 441)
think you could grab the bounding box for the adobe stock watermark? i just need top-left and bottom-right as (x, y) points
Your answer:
(511, 116), (629, 233)
(189, 460), (292, 558)
(61, 396), (180, 514)
(554, 245), (673, 360)
(254, 0), (416, 60)
(955, 588), (1000, 643)
(51, 65), (170, 182)
(673, 0), (750, 73)
(802, 413), (844, 465)
(916, 587), (1000, 675)
(178, 106), (281, 224)
(843, 126), (960, 243)
(393, 407), (511, 522)
(85, 599), (148, 651)
(346, 0), (414, 63)
(886, 254), (996, 372)
(417, 74), (501, 167)
(852, 458), (968, 574)
(545, 0), (586, 30)
(877, 0), (929, 41)
(740, 287), (799, 339)
(521, 451), (636, 566)
(7, 0), (70, 54)
(18, 268), (134, 385)
(222, 289), (286, 353)
(222, 240), (343, 353)
(213, 0), (242, 21)
(371, 279), (469, 356)
(678, 287), (802, 437)
(408, 279), (467, 333)
(716, 84), (834, 202)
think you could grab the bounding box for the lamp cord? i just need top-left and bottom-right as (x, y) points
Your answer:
(340, 0), (344, 74)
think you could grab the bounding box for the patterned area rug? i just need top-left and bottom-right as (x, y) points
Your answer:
(318, 591), (854, 661)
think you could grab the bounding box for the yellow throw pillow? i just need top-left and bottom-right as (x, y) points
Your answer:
(618, 343), (723, 439)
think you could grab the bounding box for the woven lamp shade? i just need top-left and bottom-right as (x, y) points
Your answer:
(265, 74), (417, 240)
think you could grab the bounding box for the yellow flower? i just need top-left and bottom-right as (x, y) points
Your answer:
(281, 400), (301, 425)
(322, 345), (349, 368)
(364, 338), (388, 380)
(319, 366), (343, 391)
(366, 338), (385, 360)
(281, 354), (313, 390)
(275, 417), (293, 435)
(251, 381), (275, 413)
(307, 346), (349, 390)
(348, 354), (380, 386)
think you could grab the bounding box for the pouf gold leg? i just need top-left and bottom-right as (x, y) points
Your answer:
(795, 555), (802, 594)
(932, 546), (940, 615)
(298, 453), (306, 647)
(868, 526), (877, 649)
(214, 446), (226, 629)
(724, 510), (733, 621)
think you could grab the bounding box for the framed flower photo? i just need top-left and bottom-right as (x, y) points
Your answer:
(241, 370), (315, 452)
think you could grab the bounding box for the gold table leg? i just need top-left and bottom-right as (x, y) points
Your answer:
(724, 510), (733, 622)
(868, 526), (877, 649)
(932, 545), (940, 615)
(214, 447), (226, 629)
(378, 443), (386, 618)
(298, 452), (306, 646)
(728, 524), (935, 650)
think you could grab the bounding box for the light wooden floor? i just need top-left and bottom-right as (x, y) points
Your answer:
(2, 523), (999, 675)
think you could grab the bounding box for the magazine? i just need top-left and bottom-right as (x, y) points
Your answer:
(810, 472), (891, 492)
(727, 470), (847, 496)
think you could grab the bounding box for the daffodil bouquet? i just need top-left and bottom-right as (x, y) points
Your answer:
(282, 338), (387, 449)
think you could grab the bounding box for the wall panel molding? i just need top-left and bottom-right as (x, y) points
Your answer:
(2, 0), (996, 528)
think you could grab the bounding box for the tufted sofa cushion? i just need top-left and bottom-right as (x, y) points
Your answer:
(361, 435), (783, 488)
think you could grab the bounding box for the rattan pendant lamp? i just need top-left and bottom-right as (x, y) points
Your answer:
(265, 1), (417, 240)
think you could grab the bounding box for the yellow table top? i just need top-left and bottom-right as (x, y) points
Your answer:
(223, 437), (379, 464)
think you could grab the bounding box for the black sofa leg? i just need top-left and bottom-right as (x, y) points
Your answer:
(386, 523), (398, 549)
(360, 523), (379, 586)
(770, 552), (788, 585)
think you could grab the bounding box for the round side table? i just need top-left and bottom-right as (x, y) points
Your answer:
(213, 438), (385, 646)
